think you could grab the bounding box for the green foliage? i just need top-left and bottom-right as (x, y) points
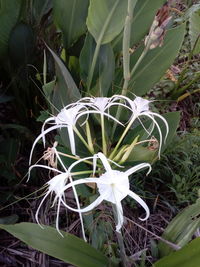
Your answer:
(126, 111), (181, 163)
(87, 0), (127, 45)
(1, 1), (196, 266)
(47, 45), (81, 109)
(0, 0), (22, 59)
(158, 199), (200, 257)
(53, 0), (89, 49)
(113, 0), (166, 50)
(9, 23), (35, 67)
(129, 24), (186, 96)
(146, 130), (200, 208)
(80, 33), (115, 95)
(188, 6), (200, 54)
(32, 0), (52, 25)
(0, 223), (109, 267)
(155, 238), (200, 267)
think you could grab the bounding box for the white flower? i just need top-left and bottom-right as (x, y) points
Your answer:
(75, 96), (124, 125)
(61, 153), (151, 232)
(117, 95), (169, 158)
(29, 103), (89, 164)
(28, 164), (67, 236)
(28, 147), (87, 240)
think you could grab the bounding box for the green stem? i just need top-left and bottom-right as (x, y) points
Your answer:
(109, 116), (135, 160)
(73, 126), (93, 154)
(86, 121), (95, 154)
(130, 47), (148, 77)
(112, 204), (128, 267)
(87, 0), (120, 91)
(87, 42), (101, 91)
(111, 0), (145, 138)
(101, 114), (107, 155)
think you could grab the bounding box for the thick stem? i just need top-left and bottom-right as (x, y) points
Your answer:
(111, 0), (139, 138)
(112, 204), (128, 267)
(101, 114), (107, 155)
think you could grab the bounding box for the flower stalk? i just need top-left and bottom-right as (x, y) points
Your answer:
(112, 0), (136, 137)
(100, 114), (107, 155)
(112, 204), (128, 267)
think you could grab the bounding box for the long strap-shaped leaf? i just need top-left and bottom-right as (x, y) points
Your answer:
(86, 0), (127, 90)
(0, 223), (109, 267)
(47, 45), (81, 108)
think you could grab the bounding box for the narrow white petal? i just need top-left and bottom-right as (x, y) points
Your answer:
(68, 156), (95, 173)
(54, 148), (68, 172)
(68, 175), (87, 241)
(41, 117), (55, 146)
(125, 163), (151, 176)
(106, 102), (131, 112)
(67, 126), (76, 155)
(35, 191), (50, 228)
(55, 198), (64, 237)
(148, 112), (169, 143)
(93, 154), (98, 176)
(97, 153), (112, 172)
(76, 110), (124, 126)
(61, 195), (104, 213)
(63, 178), (99, 191)
(115, 202), (124, 232)
(27, 164), (62, 182)
(29, 124), (68, 165)
(143, 113), (163, 158)
(137, 116), (152, 136)
(107, 158), (124, 169)
(128, 191), (150, 221)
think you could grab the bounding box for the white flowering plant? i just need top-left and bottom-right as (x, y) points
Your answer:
(1, 1), (186, 266)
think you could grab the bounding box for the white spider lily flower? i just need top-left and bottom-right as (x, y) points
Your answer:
(77, 96), (129, 125)
(28, 145), (87, 241)
(118, 95), (169, 158)
(62, 153), (151, 232)
(28, 164), (67, 236)
(29, 104), (90, 165)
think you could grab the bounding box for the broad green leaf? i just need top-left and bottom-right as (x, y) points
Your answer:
(158, 111), (181, 152)
(129, 23), (185, 96)
(189, 8), (200, 55)
(32, 0), (52, 25)
(155, 237), (200, 267)
(53, 0), (89, 49)
(47, 46), (81, 109)
(158, 199), (200, 257)
(87, 0), (127, 45)
(112, 0), (165, 51)
(80, 33), (115, 96)
(0, 223), (109, 267)
(130, 0), (165, 45)
(0, 0), (22, 59)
